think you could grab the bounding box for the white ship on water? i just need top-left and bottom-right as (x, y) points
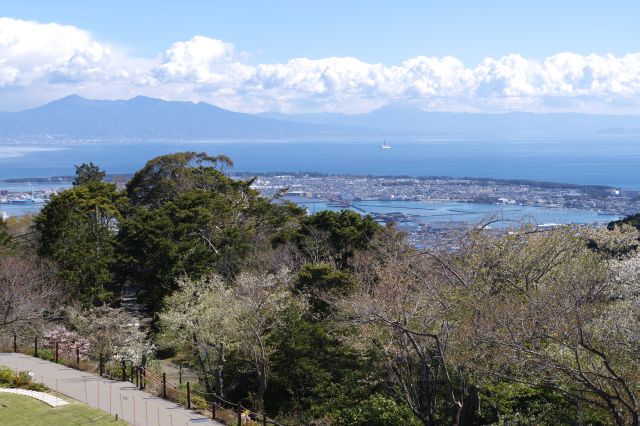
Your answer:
(381, 140), (391, 149)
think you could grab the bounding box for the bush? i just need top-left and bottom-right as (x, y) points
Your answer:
(26, 382), (48, 391)
(479, 382), (609, 425)
(13, 371), (32, 387)
(332, 394), (421, 426)
(0, 366), (14, 384)
(38, 348), (54, 362)
(0, 365), (47, 390)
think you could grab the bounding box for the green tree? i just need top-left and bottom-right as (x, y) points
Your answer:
(126, 152), (233, 208)
(73, 162), (106, 186)
(0, 218), (12, 254)
(479, 382), (609, 425)
(119, 152), (304, 309)
(609, 213), (640, 231)
(36, 181), (127, 305)
(333, 394), (422, 426)
(294, 263), (355, 317)
(266, 307), (375, 423)
(291, 210), (380, 269)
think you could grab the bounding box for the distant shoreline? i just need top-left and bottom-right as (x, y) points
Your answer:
(0, 172), (619, 191)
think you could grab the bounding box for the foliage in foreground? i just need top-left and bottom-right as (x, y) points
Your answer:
(19, 152), (640, 425)
(0, 365), (46, 391)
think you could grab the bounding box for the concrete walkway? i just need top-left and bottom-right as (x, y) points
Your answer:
(0, 353), (222, 426)
(0, 387), (68, 407)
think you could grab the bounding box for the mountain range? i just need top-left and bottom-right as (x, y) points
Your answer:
(260, 106), (640, 137)
(0, 95), (639, 140)
(0, 95), (366, 139)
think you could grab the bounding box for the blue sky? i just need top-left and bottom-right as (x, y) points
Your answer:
(1, 1), (640, 113)
(5, 0), (639, 64)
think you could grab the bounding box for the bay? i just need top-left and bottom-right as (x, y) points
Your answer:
(301, 200), (620, 227)
(0, 138), (638, 188)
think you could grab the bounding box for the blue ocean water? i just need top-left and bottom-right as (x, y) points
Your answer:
(301, 200), (620, 227)
(0, 138), (638, 188)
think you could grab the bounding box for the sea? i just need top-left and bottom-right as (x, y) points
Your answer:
(0, 138), (637, 222)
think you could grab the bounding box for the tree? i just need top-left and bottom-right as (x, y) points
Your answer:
(66, 305), (149, 363)
(119, 188), (260, 308)
(333, 394), (423, 426)
(0, 218), (12, 254)
(119, 153), (304, 309)
(126, 152), (233, 208)
(458, 225), (640, 425)
(609, 213), (640, 232)
(36, 182), (127, 304)
(230, 270), (302, 411)
(160, 270), (299, 412)
(73, 162), (106, 186)
(159, 275), (236, 397)
(0, 254), (63, 331)
(336, 233), (476, 426)
(290, 210), (380, 270)
(294, 263), (355, 317)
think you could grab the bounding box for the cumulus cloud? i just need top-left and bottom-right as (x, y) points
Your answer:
(0, 17), (117, 86)
(2, 17), (640, 113)
(153, 36), (245, 84)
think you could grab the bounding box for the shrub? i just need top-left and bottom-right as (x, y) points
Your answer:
(13, 371), (32, 387)
(38, 348), (54, 362)
(332, 394), (421, 426)
(26, 382), (48, 391)
(0, 366), (14, 384)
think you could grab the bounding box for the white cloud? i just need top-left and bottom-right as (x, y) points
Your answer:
(0, 17), (114, 86)
(153, 36), (246, 85)
(2, 17), (640, 114)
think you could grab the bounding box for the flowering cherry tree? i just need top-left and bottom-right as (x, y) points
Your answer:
(42, 324), (89, 360)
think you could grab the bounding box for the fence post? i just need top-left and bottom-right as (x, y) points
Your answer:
(263, 412), (268, 426)
(129, 361), (134, 382)
(162, 372), (167, 398)
(55, 342), (59, 363)
(134, 367), (139, 387)
(13, 333), (17, 353)
(186, 382), (191, 409)
(34, 336), (38, 357)
(99, 354), (104, 377)
(179, 365), (182, 384)
(141, 367), (146, 390)
(76, 347), (80, 368)
(121, 360), (126, 381)
(211, 399), (216, 419)
(237, 405), (242, 426)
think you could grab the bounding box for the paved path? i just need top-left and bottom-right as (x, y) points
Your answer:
(0, 353), (222, 426)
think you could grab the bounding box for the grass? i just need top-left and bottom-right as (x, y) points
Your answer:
(0, 392), (126, 425)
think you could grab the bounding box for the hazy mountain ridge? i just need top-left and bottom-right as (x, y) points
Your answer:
(0, 95), (376, 139)
(260, 104), (640, 137)
(1, 95), (639, 140)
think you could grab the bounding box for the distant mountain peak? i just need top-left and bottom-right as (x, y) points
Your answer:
(0, 94), (357, 139)
(128, 95), (165, 105)
(49, 94), (89, 104)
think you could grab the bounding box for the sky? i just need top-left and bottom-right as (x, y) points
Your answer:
(1, 0), (640, 114)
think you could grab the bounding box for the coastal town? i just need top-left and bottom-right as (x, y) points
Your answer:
(3, 173), (636, 249)
(246, 173), (639, 216)
(4, 172), (637, 215)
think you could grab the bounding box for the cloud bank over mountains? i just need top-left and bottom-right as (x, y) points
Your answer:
(2, 17), (640, 114)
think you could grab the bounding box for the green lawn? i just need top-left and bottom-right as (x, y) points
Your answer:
(0, 392), (126, 425)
